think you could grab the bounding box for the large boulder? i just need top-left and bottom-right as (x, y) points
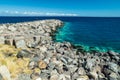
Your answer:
(14, 38), (26, 49)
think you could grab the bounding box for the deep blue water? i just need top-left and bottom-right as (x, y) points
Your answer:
(0, 16), (120, 52)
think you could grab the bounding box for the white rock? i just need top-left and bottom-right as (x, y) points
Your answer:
(0, 36), (5, 44)
(58, 74), (66, 80)
(0, 65), (11, 80)
(40, 46), (47, 52)
(8, 26), (17, 32)
(36, 77), (42, 80)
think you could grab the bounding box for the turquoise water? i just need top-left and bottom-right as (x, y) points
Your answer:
(55, 17), (120, 53)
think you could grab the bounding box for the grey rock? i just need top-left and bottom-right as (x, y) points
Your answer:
(40, 72), (50, 80)
(85, 58), (96, 71)
(72, 73), (79, 80)
(0, 74), (3, 80)
(108, 72), (118, 80)
(26, 40), (38, 48)
(28, 61), (38, 69)
(47, 62), (55, 71)
(50, 70), (59, 80)
(108, 62), (118, 73)
(14, 39), (26, 48)
(17, 49), (33, 58)
(68, 65), (78, 73)
(61, 57), (68, 64)
(103, 68), (113, 77)
(108, 51), (118, 56)
(17, 74), (31, 80)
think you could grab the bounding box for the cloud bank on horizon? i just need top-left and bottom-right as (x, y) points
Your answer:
(0, 11), (79, 16)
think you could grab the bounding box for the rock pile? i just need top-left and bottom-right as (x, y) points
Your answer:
(0, 19), (120, 80)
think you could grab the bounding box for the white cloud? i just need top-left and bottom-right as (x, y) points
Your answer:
(0, 11), (79, 16)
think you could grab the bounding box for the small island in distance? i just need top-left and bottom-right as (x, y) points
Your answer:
(0, 0), (120, 80)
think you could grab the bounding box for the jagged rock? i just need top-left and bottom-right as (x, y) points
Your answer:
(85, 58), (96, 71)
(61, 57), (68, 64)
(68, 65), (78, 73)
(103, 67), (113, 77)
(17, 49), (33, 58)
(108, 72), (118, 80)
(108, 51), (120, 61)
(108, 62), (118, 73)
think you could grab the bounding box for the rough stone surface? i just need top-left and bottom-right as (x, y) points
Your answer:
(0, 19), (119, 80)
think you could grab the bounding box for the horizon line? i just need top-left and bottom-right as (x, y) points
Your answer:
(0, 15), (120, 18)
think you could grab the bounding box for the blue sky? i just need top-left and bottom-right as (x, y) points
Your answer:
(0, 0), (120, 16)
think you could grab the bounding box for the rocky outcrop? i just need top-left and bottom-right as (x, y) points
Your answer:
(0, 19), (119, 80)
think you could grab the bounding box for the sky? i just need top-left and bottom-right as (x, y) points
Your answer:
(0, 0), (120, 16)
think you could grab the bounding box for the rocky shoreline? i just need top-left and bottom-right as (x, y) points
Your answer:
(0, 19), (120, 80)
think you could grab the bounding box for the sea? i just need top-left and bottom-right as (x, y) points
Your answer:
(0, 16), (120, 53)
